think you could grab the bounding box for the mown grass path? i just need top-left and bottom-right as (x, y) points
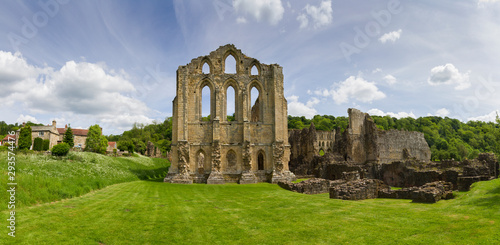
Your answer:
(2, 179), (499, 244)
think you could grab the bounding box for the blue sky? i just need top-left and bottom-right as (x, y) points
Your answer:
(1, 0), (499, 135)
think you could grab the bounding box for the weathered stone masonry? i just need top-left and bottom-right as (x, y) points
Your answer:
(165, 44), (295, 184)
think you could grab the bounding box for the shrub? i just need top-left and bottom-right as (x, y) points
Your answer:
(33, 137), (43, 151)
(52, 143), (70, 156)
(42, 139), (50, 151)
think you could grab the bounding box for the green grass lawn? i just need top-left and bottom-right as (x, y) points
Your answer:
(0, 151), (169, 211)
(1, 177), (499, 244)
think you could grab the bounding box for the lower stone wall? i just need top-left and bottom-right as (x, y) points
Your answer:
(329, 179), (387, 200)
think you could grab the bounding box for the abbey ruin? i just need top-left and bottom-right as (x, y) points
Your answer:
(165, 44), (498, 194)
(285, 108), (498, 202)
(165, 44), (295, 184)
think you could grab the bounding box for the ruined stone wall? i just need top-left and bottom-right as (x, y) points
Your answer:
(166, 44), (295, 184)
(377, 130), (431, 163)
(288, 123), (336, 176)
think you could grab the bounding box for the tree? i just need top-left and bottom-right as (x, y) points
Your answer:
(18, 125), (32, 150)
(63, 126), (74, 148)
(33, 137), (43, 151)
(85, 125), (108, 154)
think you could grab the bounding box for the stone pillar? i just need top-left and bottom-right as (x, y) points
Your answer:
(168, 140), (193, 184)
(207, 140), (225, 184)
(239, 140), (258, 184)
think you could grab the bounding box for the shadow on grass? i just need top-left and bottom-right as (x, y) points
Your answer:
(129, 167), (170, 181)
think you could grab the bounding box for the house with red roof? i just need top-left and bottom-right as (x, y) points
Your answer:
(16, 121), (91, 150)
(1, 134), (16, 146)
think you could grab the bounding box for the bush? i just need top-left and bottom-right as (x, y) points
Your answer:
(42, 139), (50, 151)
(33, 137), (43, 151)
(52, 143), (70, 156)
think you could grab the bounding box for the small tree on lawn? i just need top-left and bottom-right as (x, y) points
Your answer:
(85, 125), (108, 154)
(33, 137), (43, 151)
(18, 125), (32, 150)
(63, 126), (74, 148)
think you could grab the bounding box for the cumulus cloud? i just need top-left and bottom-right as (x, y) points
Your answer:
(16, 114), (39, 124)
(315, 75), (386, 104)
(297, 0), (333, 29)
(0, 51), (155, 133)
(428, 63), (471, 90)
(367, 109), (416, 119)
(467, 110), (500, 122)
(379, 29), (402, 43)
(0, 51), (45, 97)
(427, 108), (450, 117)
(383, 74), (397, 85)
(233, 0), (284, 25)
(287, 95), (318, 118)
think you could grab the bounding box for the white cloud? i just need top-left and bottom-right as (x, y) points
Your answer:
(297, 14), (308, 29)
(372, 68), (382, 73)
(436, 108), (450, 117)
(316, 75), (386, 104)
(383, 74), (397, 85)
(287, 95), (318, 118)
(467, 110), (500, 122)
(233, 0), (284, 25)
(367, 109), (416, 119)
(236, 17), (247, 23)
(297, 0), (333, 29)
(428, 63), (471, 90)
(0, 51), (155, 134)
(16, 114), (39, 124)
(379, 29), (402, 43)
(427, 108), (450, 117)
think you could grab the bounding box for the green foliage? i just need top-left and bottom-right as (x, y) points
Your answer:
(287, 115), (348, 132)
(118, 140), (135, 153)
(52, 143), (70, 156)
(63, 126), (75, 148)
(108, 118), (173, 156)
(42, 139), (50, 151)
(19, 125), (32, 150)
(33, 137), (43, 151)
(85, 124), (108, 154)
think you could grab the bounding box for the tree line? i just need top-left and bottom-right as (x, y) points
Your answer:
(106, 118), (172, 155)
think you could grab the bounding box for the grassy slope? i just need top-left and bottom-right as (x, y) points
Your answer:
(1, 178), (498, 244)
(0, 151), (170, 211)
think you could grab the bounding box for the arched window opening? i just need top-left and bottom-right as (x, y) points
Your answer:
(251, 65), (258, 75)
(201, 85), (211, 121)
(250, 86), (260, 122)
(226, 86), (236, 122)
(202, 62), (210, 74)
(225, 54), (236, 74)
(258, 152), (264, 170)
